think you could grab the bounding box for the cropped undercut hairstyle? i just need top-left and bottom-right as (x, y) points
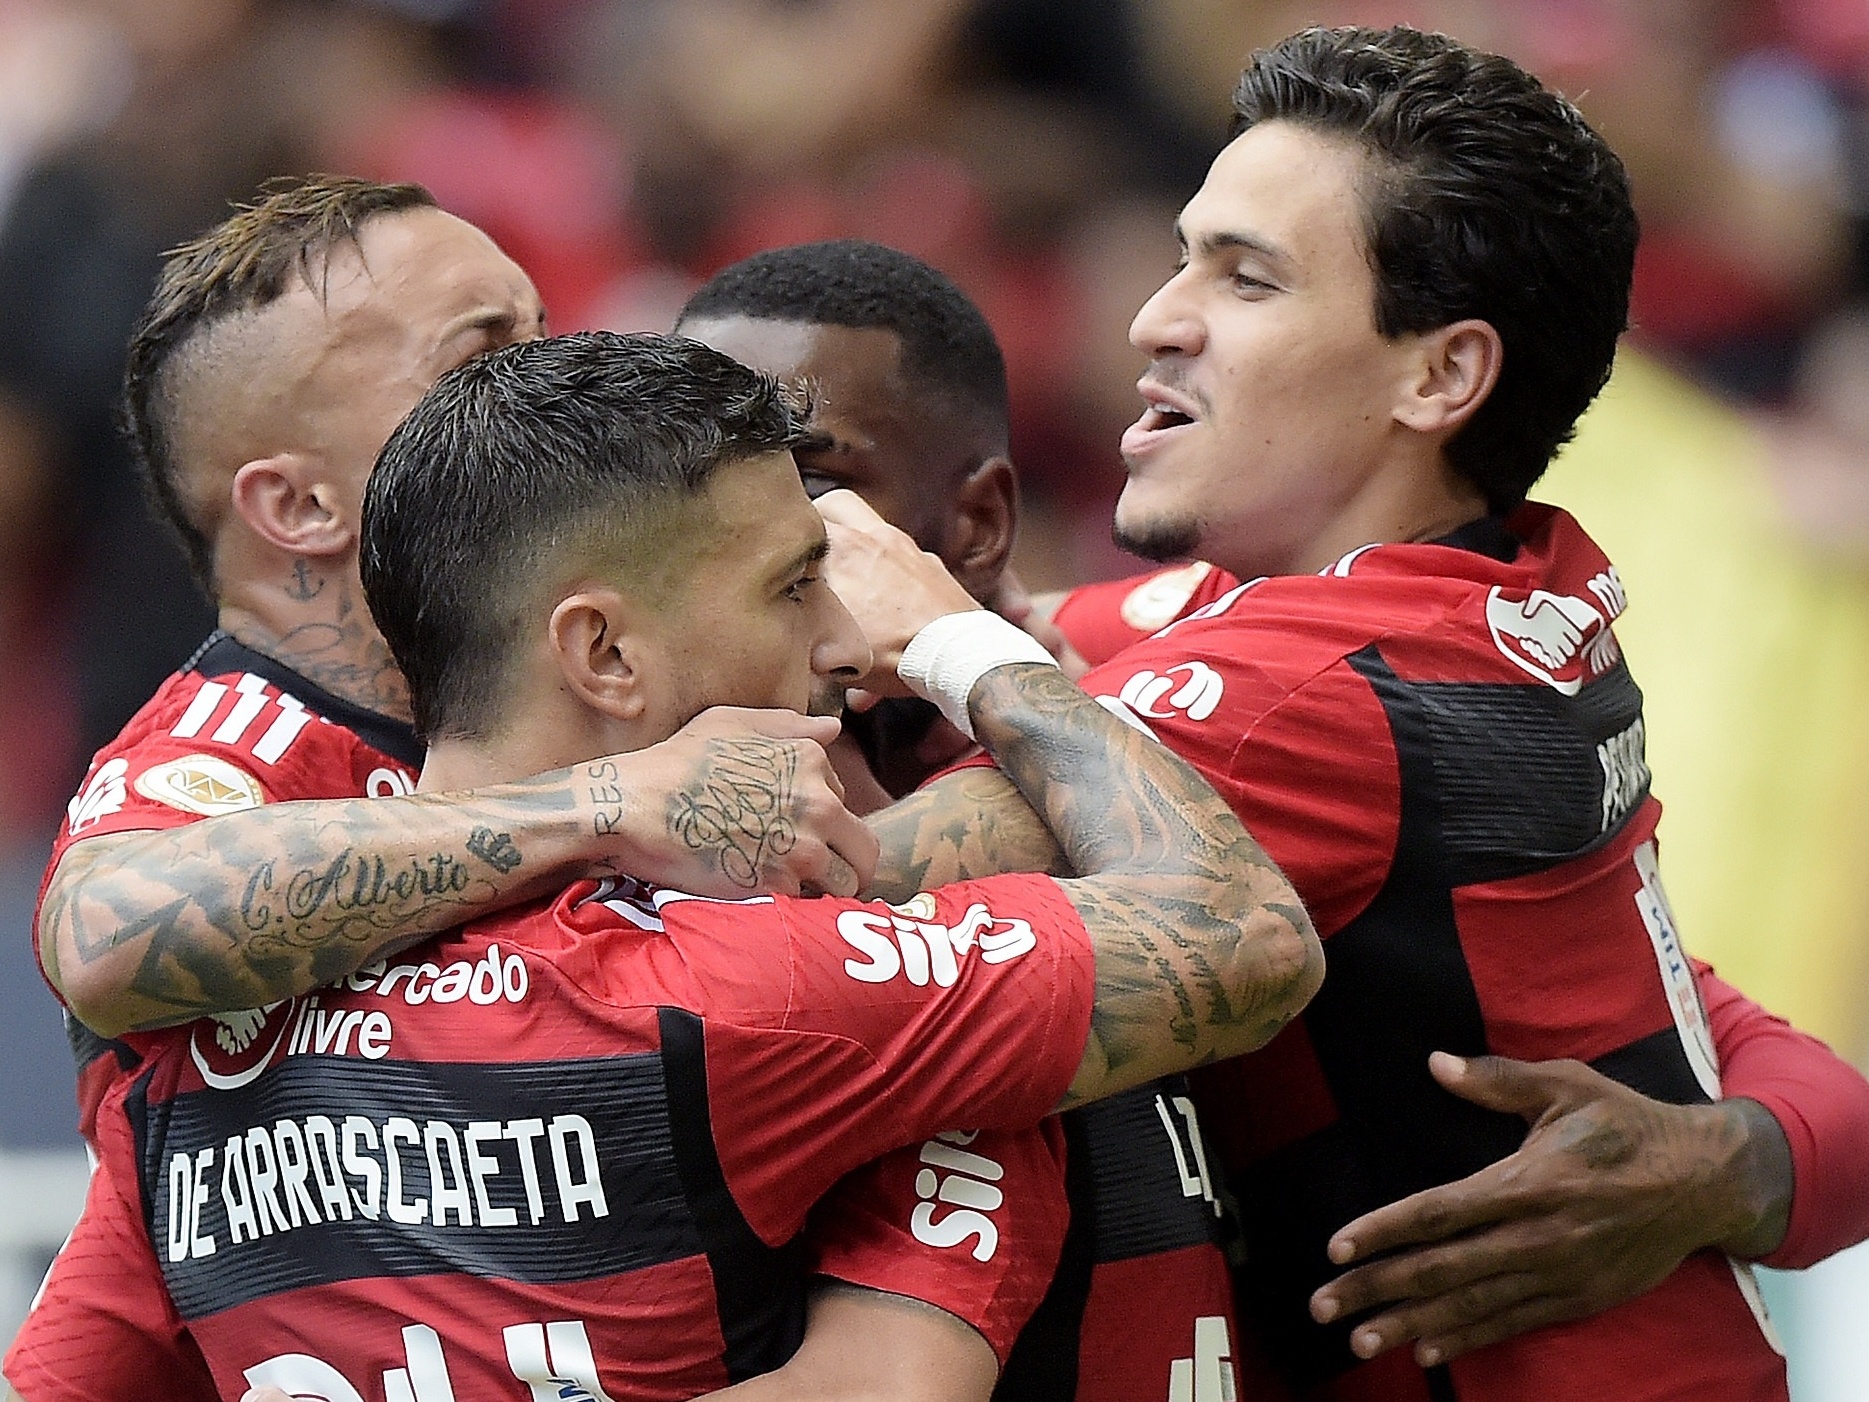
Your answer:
(1232, 26), (1639, 510)
(677, 239), (1010, 447)
(361, 331), (808, 741)
(123, 173), (438, 588)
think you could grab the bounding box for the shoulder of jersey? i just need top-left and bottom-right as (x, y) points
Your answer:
(134, 666), (345, 767)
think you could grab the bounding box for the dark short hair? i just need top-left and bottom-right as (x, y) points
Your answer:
(361, 331), (808, 740)
(677, 239), (1009, 445)
(123, 174), (438, 587)
(1231, 26), (1638, 509)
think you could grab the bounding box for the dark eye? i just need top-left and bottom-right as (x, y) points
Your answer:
(800, 471), (842, 500)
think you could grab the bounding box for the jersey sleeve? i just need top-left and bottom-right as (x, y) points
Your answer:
(4, 1153), (218, 1401)
(1697, 961), (1869, 1269)
(37, 675), (416, 995)
(1077, 626), (1399, 938)
(806, 1120), (1070, 1364)
(652, 873), (1094, 1244)
(1052, 563), (1243, 669)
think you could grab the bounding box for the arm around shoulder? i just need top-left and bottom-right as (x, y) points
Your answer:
(44, 708), (875, 1038)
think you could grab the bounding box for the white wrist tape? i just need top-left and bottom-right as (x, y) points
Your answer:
(898, 610), (1060, 740)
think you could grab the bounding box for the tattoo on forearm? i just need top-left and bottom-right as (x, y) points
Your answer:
(667, 738), (799, 889)
(872, 664), (1318, 1102)
(466, 827), (522, 873)
(43, 782), (574, 1031)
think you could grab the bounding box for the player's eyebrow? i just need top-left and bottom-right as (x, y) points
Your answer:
(768, 536), (831, 587)
(1176, 220), (1292, 270)
(437, 304), (538, 347)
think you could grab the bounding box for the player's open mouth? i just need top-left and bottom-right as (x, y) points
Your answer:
(1122, 382), (1201, 458)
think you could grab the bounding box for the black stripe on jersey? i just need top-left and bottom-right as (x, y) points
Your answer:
(1225, 645), (1694, 1391)
(659, 1007), (807, 1381)
(1404, 663), (1646, 885)
(137, 1053), (702, 1319)
(992, 1109), (1094, 1402)
(66, 1010), (137, 1078)
(188, 631), (423, 767)
(1591, 1027), (1714, 1106)
(995, 1081), (1228, 1400)
(1229, 645), (1526, 1390)
(1068, 1080), (1225, 1263)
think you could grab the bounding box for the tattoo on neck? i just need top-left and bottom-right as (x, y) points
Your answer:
(286, 559), (326, 603)
(667, 737), (799, 889)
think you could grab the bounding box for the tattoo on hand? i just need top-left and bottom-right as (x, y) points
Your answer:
(667, 738), (799, 889)
(587, 760), (627, 838)
(466, 827), (523, 873)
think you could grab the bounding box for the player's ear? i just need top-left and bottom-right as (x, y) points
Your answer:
(230, 455), (354, 558)
(941, 455), (1017, 602)
(1393, 319), (1502, 437)
(548, 587), (653, 722)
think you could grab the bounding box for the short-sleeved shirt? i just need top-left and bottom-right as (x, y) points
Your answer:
(60, 872), (1093, 1400)
(37, 632), (424, 1147)
(15, 634), (1073, 1399)
(1049, 506), (1787, 1401)
(817, 1076), (1244, 1402)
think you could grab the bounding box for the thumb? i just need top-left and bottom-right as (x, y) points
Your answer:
(1429, 1051), (1583, 1124)
(692, 706), (842, 744)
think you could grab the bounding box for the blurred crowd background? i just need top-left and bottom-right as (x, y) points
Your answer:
(1, 0), (1868, 1390)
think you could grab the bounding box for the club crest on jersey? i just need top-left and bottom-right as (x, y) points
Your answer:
(67, 757), (129, 834)
(1484, 577), (1623, 696)
(191, 1001), (296, 1090)
(134, 754), (265, 817)
(1120, 561), (1215, 632)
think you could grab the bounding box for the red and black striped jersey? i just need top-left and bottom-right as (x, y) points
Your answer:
(37, 872), (1090, 1401)
(38, 632), (423, 1149)
(1060, 506), (1788, 1401)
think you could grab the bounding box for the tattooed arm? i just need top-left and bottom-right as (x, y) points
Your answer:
(819, 491), (1321, 1110)
(43, 708), (877, 1037)
(951, 665), (1318, 1109)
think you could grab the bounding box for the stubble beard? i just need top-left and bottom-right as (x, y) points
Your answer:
(1112, 510), (1204, 564)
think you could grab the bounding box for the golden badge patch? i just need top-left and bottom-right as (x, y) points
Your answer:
(133, 754), (265, 817)
(889, 892), (939, 921)
(1119, 560), (1215, 632)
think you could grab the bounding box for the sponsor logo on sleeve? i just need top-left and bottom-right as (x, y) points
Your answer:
(368, 766), (417, 797)
(1117, 662), (1224, 721)
(134, 754), (265, 817)
(837, 901), (1037, 986)
(909, 1129), (1004, 1262)
(1090, 659), (1226, 740)
(66, 757), (129, 834)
